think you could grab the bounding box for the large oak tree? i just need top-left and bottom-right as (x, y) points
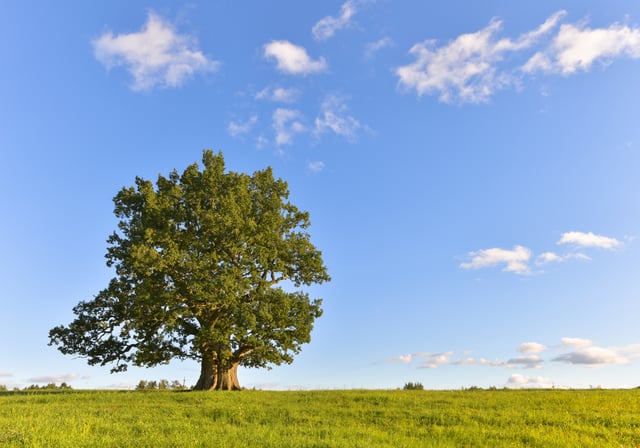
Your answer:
(49, 151), (330, 390)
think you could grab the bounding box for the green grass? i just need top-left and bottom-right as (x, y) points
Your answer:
(1, 389), (640, 447)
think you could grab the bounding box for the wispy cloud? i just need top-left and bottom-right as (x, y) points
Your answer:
(506, 355), (544, 369)
(460, 245), (532, 275)
(506, 374), (553, 389)
(314, 94), (361, 141)
(272, 108), (306, 146)
(535, 251), (591, 265)
(365, 37), (393, 60)
(0, 372), (13, 378)
(93, 11), (218, 92)
(28, 373), (79, 383)
(308, 161), (326, 173)
(228, 115), (258, 137)
(263, 40), (327, 75)
(557, 231), (621, 249)
(256, 86), (301, 103)
(523, 21), (640, 75)
(396, 11), (566, 103)
(419, 352), (454, 369)
(312, 0), (364, 41)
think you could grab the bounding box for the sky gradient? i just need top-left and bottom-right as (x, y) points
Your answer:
(2, 0), (640, 390)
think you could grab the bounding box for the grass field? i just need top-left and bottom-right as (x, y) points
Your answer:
(1, 389), (639, 447)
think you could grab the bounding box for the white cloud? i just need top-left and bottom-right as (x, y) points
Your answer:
(228, 115), (258, 137)
(535, 251), (591, 265)
(272, 108), (306, 146)
(519, 342), (547, 354)
(0, 372), (13, 378)
(506, 355), (544, 369)
(388, 354), (414, 364)
(93, 11), (218, 92)
(365, 37), (393, 59)
(28, 373), (79, 384)
(263, 41), (327, 75)
(308, 161), (326, 173)
(453, 355), (542, 369)
(561, 337), (593, 349)
(314, 94), (361, 141)
(396, 11), (565, 103)
(506, 374), (553, 389)
(554, 346), (626, 366)
(256, 86), (300, 103)
(460, 245), (532, 275)
(312, 0), (362, 41)
(454, 357), (505, 367)
(419, 352), (453, 369)
(557, 231), (621, 249)
(523, 21), (640, 75)
(554, 338), (640, 366)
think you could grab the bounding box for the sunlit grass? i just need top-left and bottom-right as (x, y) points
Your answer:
(1, 389), (639, 447)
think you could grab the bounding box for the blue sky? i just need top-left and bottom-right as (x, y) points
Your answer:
(2, 0), (640, 390)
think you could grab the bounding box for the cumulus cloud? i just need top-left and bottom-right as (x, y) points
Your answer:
(554, 347), (626, 366)
(28, 373), (79, 384)
(396, 11), (565, 103)
(460, 245), (532, 275)
(93, 11), (218, 92)
(272, 108), (306, 146)
(506, 374), (553, 389)
(312, 0), (363, 41)
(308, 161), (326, 173)
(554, 339), (640, 366)
(228, 115), (258, 137)
(557, 231), (621, 249)
(519, 342), (547, 354)
(523, 21), (640, 74)
(263, 41), (327, 75)
(365, 37), (393, 60)
(314, 94), (361, 141)
(256, 86), (300, 103)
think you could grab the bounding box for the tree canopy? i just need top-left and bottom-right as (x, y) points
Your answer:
(49, 150), (330, 390)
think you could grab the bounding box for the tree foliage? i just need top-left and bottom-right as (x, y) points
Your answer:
(49, 151), (330, 390)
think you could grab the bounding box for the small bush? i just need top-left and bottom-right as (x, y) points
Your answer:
(403, 382), (424, 390)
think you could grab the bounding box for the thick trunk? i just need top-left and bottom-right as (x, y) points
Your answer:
(193, 357), (241, 391)
(215, 362), (241, 390)
(193, 355), (217, 390)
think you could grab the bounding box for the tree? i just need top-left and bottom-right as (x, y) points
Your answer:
(49, 151), (330, 390)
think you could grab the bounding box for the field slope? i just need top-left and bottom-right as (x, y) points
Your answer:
(1, 389), (639, 447)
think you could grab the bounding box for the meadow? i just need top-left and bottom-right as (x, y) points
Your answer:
(1, 388), (639, 447)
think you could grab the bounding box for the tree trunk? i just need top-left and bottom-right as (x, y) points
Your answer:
(215, 362), (241, 390)
(193, 355), (217, 390)
(193, 357), (241, 391)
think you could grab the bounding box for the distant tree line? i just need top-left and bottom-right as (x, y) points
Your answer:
(0, 383), (73, 391)
(135, 379), (188, 391)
